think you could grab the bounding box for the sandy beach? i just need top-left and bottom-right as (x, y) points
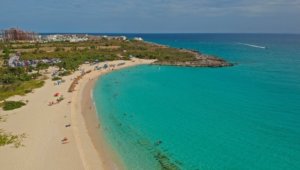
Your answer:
(0, 58), (155, 170)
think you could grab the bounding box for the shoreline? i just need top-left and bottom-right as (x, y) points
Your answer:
(77, 66), (124, 170)
(71, 58), (156, 169)
(0, 58), (155, 170)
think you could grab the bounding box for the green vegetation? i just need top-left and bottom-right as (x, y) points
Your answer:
(52, 76), (62, 81)
(0, 79), (44, 101)
(0, 67), (40, 84)
(1, 39), (197, 69)
(0, 130), (26, 148)
(2, 101), (26, 111)
(0, 66), (44, 101)
(58, 70), (72, 76)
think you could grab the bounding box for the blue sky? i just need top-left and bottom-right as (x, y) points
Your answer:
(1, 0), (300, 33)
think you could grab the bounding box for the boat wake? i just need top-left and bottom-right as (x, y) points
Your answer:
(237, 43), (266, 49)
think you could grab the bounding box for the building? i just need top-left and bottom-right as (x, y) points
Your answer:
(45, 34), (88, 42)
(1, 28), (39, 41)
(101, 35), (127, 41)
(133, 37), (143, 41)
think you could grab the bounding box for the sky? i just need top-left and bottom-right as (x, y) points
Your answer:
(0, 0), (300, 33)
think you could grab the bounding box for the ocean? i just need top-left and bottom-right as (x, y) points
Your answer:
(93, 34), (300, 169)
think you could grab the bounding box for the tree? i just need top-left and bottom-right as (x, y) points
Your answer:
(3, 47), (10, 60)
(0, 74), (17, 84)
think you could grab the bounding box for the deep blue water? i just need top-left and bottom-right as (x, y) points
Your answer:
(93, 34), (300, 169)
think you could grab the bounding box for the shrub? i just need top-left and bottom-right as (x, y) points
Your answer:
(0, 130), (26, 148)
(52, 77), (62, 81)
(58, 70), (72, 76)
(2, 101), (26, 111)
(0, 80), (44, 101)
(24, 89), (32, 93)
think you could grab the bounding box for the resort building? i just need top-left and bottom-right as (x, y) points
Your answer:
(1, 28), (40, 41)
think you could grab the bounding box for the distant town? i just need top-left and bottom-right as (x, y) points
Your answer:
(0, 28), (143, 43)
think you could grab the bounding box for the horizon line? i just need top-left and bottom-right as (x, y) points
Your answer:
(37, 32), (300, 35)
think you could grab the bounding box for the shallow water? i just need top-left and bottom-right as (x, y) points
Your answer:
(93, 34), (300, 169)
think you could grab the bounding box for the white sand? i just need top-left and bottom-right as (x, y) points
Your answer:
(0, 58), (155, 170)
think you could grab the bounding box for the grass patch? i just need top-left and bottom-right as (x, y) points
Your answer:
(0, 129), (26, 148)
(0, 80), (44, 101)
(52, 77), (62, 81)
(2, 101), (26, 111)
(58, 70), (72, 76)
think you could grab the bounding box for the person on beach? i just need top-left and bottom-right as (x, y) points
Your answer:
(61, 137), (68, 144)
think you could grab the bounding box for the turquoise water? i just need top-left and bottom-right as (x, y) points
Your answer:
(93, 34), (300, 169)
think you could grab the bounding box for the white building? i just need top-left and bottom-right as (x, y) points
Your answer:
(133, 37), (143, 41)
(45, 34), (88, 42)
